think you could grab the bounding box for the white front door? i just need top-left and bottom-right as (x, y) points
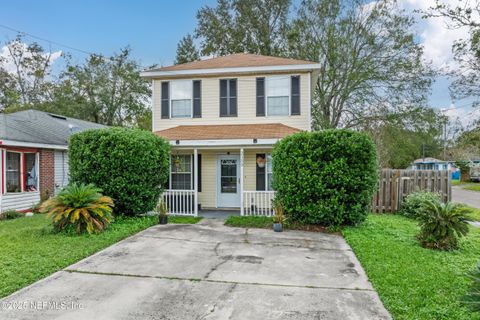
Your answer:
(217, 155), (240, 207)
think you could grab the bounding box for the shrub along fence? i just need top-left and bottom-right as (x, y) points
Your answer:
(371, 169), (451, 213)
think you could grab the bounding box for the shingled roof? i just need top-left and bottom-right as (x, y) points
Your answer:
(141, 53), (320, 78)
(155, 123), (301, 141)
(0, 109), (106, 146)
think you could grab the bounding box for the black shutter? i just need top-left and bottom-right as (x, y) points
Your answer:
(197, 154), (202, 192)
(256, 154), (266, 191)
(193, 80), (201, 118)
(161, 82), (169, 119)
(229, 79), (237, 116)
(291, 76), (300, 115)
(220, 79), (228, 116)
(256, 78), (265, 116)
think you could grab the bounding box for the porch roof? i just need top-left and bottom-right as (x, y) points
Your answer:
(155, 123), (301, 141)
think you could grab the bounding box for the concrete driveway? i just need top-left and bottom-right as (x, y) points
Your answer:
(453, 186), (480, 209)
(0, 219), (390, 320)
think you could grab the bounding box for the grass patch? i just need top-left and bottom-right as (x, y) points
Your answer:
(0, 214), (200, 298)
(464, 184), (480, 192)
(224, 216), (272, 228)
(464, 206), (480, 222)
(452, 180), (464, 186)
(168, 216), (203, 224)
(343, 214), (480, 320)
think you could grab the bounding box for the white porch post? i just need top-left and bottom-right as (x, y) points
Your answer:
(240, 148), (244, 216)
(194, 148), (198, 216)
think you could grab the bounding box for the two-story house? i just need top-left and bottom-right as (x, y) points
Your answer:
(141, 53), (320, 216)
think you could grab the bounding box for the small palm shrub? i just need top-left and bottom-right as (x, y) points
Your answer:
(417, 201), (471, 250)
(40, 183), (114, 234)
(462, 262), (480, 312)
(400, 191), (441, 219)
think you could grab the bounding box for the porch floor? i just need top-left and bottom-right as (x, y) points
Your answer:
(199, 210), (240, 220)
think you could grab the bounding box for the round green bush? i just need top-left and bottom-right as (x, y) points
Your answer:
(400, 190), (441, 219)
(272, 130), (378, 228)
(69, 128), (170, 216)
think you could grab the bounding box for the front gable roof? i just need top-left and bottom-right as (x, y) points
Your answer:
(141, 53), (320, 78)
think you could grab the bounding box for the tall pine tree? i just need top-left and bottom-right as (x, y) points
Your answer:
(174, 34), (200, 65)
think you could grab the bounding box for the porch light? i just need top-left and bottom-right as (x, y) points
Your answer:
(175, 140), (180, 145)
(253, 138), (257, 143)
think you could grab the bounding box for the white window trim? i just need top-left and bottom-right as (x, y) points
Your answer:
(169, 80), (193, 119)
(169, 154), (194, 190)
(266, 154), (273, 191)
(265, 75), (291, 117)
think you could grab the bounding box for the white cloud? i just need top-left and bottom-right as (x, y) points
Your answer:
(441, 104), (480, 128)
(399, 0), (471, 69)
(0, 41), (62, 74)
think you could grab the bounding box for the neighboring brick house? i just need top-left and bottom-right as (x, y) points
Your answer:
(0, 110), (105, 211)
(140, 53), (320, 216)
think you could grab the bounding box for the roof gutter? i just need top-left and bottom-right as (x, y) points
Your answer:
(140, 64), (322, 79)
(0, 140), (68, 150)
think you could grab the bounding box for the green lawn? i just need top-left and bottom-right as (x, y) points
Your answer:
(464, 184), (480, 192)
(0, 214), (201, 298)
(343, 214), (480, 320)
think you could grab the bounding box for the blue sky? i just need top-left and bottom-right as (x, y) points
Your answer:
(0, 0), (476, 123)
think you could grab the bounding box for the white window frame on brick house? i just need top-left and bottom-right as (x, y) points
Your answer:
(3, 149), (39, 194)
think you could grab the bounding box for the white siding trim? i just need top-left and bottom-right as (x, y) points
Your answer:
(170, 138), (278, 147)
(141, 64), (321, 79)
(1, 140), (67, 150)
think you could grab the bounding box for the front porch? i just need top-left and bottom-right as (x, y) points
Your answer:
(162, 147), (276, 217)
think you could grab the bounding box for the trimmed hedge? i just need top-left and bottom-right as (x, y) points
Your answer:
(69, 128), (169, 216)
(272, 130), (378, 228)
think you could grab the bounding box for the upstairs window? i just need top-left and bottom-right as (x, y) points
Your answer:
(266, 76), (289, 116)
(171, 80), (192, 118)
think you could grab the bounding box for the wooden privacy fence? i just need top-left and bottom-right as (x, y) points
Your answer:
(371, 169), (451, 213)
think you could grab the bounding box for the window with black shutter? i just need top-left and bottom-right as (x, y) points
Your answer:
(219, 79), (237, 117)
(291, 75), (300, 115)
(161, 82), (169, 119)
(193, 80), (201, 118)
(256, 154), (266, 191)
(256, 78), (265, 116)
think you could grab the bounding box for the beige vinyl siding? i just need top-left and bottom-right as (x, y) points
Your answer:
(153, 73), (310, 132)
(194, 148), (271, 209)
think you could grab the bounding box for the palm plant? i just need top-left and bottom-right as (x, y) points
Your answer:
(40, 183), (114, 234)
(417, 200), (471, 250)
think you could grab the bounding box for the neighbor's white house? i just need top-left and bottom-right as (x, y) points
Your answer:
(141, 53), (320, 216)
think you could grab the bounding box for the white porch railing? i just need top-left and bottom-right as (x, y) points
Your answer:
(162, 189), (197, 216)
(242, 191), (276, 216)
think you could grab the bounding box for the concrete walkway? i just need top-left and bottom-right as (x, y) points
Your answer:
(0, 219), (390, 320)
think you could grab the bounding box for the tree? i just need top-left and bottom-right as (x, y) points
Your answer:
(54, 47), (151, 126)
(288, 0), (433, 130)
(0, 36), (60, 111)
(174, 34), (200, 64)
(363, 106), (445, 168)
(424, 1), (480, 109)
(192, 0), (290, 56)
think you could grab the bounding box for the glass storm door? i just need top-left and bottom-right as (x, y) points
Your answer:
(217, 155), (240, 207)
